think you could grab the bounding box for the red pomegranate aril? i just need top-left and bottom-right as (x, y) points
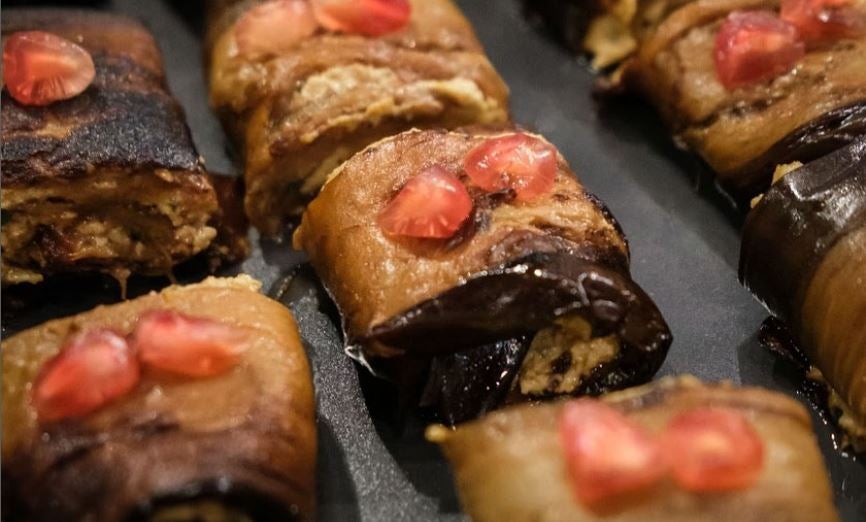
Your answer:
(3, 31), (96, 106)
(235, 0), (318, 59)
(781, 0), (866, 42)
(560, 400), (668, 507)
(463, 133), (558, 202)
(311, 0), (411, 36)
(33, 329), (140, 422)
(714, 11), (805, 90)
(378, 166), (473, 239)
(133, 310), (247, 378)
(662, 408), (765, 492)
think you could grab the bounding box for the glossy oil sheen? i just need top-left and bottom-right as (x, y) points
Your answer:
(781, 0), (866, 42)
(311, 0), (411, 36)
(1, 0), (863, 520)
(713, 11), (805, 90)
(3, 30), (95, 106)
(234, 0), (317, 59)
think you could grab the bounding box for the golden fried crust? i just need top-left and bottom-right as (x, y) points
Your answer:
(207, 0), (510, 233)
(623, 0), (866, 191)
(2, 9), (205, 185)
(1, 276), (316, 521)
(432, 376), (839, 522)
(293, 128), (628, 338)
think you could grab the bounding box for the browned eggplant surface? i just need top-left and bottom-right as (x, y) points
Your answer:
(2, 1), (863, 520)
(206, 0), (510, 235)
(1, 276), (316, 522)
(525, 0), (866, 198)
(1, 9), (226, 287)
(430, 376), (839, 522)
(294, 127), (671, 423)
(740, 138), (866, 449)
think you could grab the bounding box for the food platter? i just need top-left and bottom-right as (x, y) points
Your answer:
(1, 0), (863, 520)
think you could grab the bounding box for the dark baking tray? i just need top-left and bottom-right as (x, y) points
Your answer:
(2, 0), (863, 520)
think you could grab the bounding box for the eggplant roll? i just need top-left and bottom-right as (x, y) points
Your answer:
(1, 275), (316, 521)
(740, 138), (866, 449)
(527, 0), (866, 196)
(293, 127), (671, 424)
(1, 9), (225, 286)
(429, 376), (839, 522)
(206, 0), (510, 235)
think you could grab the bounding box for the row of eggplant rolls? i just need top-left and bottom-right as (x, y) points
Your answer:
(526, 0), (866, 451)
(0, 1), (856, 521)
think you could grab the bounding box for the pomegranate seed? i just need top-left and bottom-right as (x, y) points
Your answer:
(661, 408), (765, 492)
(463, 133), (558, 202)
(781, 0), (866, 42)
(33, 329), (140, 422)
(3, 31), (95, 106)
(132, 310), (247, 378)
(560, 400), (668, 507)
(235, 0), (318, 59)
(714, 11), (805, 90)
(311, 0), (411, 36)
(378, 166), (473, 239)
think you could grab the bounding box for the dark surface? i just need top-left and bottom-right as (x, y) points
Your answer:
(741, 138), (866, 322)
(363, 252), (672, 424)
(727, 102), (866, 197)
(1, 1), (863, 520)
(2, 9), (204, 185)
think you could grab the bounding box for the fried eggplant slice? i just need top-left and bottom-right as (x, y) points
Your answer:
(526, 0), (866, 197)
(1, 275), (316, 522)
(429, 376), (839, 522)
(740, 138), (866, 449)
(206, 0), (510, 235)
(294, 127), (671, 424)
(206, 174), (252, 268)
(1, 9), (226, 286)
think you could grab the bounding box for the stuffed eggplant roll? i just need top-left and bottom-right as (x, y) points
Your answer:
(528, 0), (866, 197)
(429, 376), (839, 522)
(294, 127), (671, 424)
(2, 275), (316, 521)
(2, 9), (225, 286)
(206, 0), (510, 235)
(740, 138), (866, 449)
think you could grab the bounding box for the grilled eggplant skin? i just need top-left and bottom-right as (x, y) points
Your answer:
(429, 376), (840, 522)
(294, 128), (671, 422)
(621, 0), (866, 195)
(1, 9), (222, 285)
(206, 0), (510, 235)
(1, 276), (316, 522)
(377, 252), (672, 424)
(367, 253), (671, 387)
(740, 138), (866, 446)
(294, 128), (629, 342)
(2, 9), (201, 184)
(527, 0), (866, 197)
